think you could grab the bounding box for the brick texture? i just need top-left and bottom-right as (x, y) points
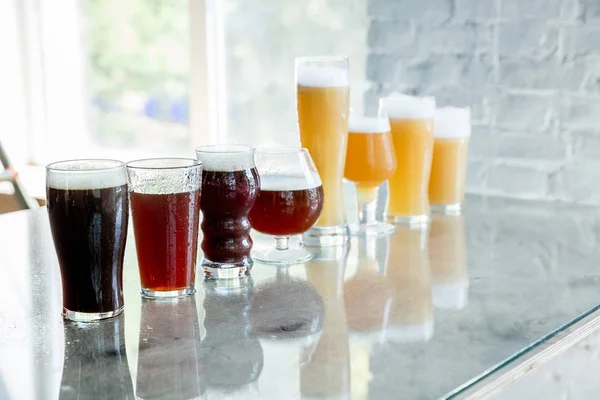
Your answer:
(366, 0), (600, 205)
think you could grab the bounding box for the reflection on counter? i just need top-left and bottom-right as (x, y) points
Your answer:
(250, 267), (325, 398)
(301, 246), (351, 399)
(387, 228), (434, 343)
(201, 279), (263, 399)
(429, 214), (469, 310)
(60, 315), (134, 399)
(136, 296), (204, 400)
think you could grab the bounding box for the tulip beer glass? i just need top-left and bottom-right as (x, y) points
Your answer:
(344, 115), (396, 236)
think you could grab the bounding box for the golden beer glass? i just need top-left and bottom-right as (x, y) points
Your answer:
(296, 56), (350, 246)
(344, 115), (396, 236)
(429, 107), (471, 214)
(379, 93), (436, 227)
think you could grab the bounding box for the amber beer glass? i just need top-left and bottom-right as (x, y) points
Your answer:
(127, 158), (202, 298)
(249, 147), (323, 264)
(296, 56), (350, 246)
(196, 145), (259, 279)
(46, 159), (128, 322)
(429, 107), (471, 214)
(379, 93), (436, 227)
(344, 115), (396, 236)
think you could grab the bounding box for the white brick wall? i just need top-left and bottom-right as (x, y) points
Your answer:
(366, 0), (600, 204)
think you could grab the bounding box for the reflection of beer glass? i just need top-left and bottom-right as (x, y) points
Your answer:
(429, 107), (471, 214)
(429, 214), (468, 309)
(344, 236), (394, 337)
(386, 228), (434, 342)
(296, 56), (350, 246)
(301, 246), (350, 399)
(250, 269), (324, 398)
(195, 145), (260, 279)
(249, 148), (324, 264)
(136, 297), (205, 399)
(127, 159), (202, 298)
(46, 160), (128, 321)
(344, 116), (396, 236)
(60, 316), (134, 398)
(379, 94), (436, 227)
(202, 279), (263, 397)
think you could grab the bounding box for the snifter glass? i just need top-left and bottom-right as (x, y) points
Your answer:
(195, 144), (259, 279)
(46, 159), (128, 322)
(249, 147), (324, 265)
(126, 158), (202, 298)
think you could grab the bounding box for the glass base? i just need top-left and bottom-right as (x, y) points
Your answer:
(203, 259), (252, 279)
(63, 306), (124, 322)
(349, 222), (395, 236)
(141, 286), (195, 299)
(302, 225), (349, 247)
(387, 214), (430, 228)
(253, 247), (313, 265)
(431, 203), (462, 215)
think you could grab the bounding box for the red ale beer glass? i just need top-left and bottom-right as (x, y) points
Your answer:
(46, 159), (128, 322)
(127, 158), (202, 298)
(195, 145), (259, 279)
(249, 147), (324, 264)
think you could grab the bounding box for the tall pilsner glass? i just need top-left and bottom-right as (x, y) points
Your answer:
(296, 56), (350, 246)
(379, 93), (436, 228)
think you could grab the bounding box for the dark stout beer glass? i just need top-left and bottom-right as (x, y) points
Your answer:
(46, 159), (128, 322)
(249, 147), (323, 264)
(195, 145), (259, 279)
(126, 158), (202, 298)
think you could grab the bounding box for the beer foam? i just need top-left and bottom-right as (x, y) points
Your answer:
(379, 93), (436, 119)
(434, 107), (472, 138)
(260, 175), (322, 191)
(348, 116), (390, 134)
(195, 144), (256, 172)
(46, 159), (127, 190)
(296, 65), (349, 87)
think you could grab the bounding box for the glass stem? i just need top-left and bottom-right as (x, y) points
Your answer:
(275, 236), (290, 250)
(357, 186), (379, 226)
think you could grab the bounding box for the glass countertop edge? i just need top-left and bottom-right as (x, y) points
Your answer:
(443, 302), (600, 399)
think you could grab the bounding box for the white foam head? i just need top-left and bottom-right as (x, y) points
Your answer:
(379, 92), (436, 119)
(195, 144), (255, 172)
(435, 107), (472, 138)
(260, 175), (322, 191)
(46, 159), (127, 190)
(296, 65), (349, 88)
(348, 116), (391, 134)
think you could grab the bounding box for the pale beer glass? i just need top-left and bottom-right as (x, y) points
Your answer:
(344, 115), (396, 236)
(296, 56), (350, 246)
(379, 93), (436, 227)
(429, 107), (471, 214)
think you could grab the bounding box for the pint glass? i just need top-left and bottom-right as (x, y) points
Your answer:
(379, 93), (436, 227)
(344, 115), (396, 236)
(46, 159), (128, 322)
(429, 107), (471, 214)
(296, 56), (350, 246)
(195, 145), (259, 279)
(127, 158), (202, 298)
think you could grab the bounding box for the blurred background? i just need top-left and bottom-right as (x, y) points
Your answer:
(1, 0), (600, 207)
